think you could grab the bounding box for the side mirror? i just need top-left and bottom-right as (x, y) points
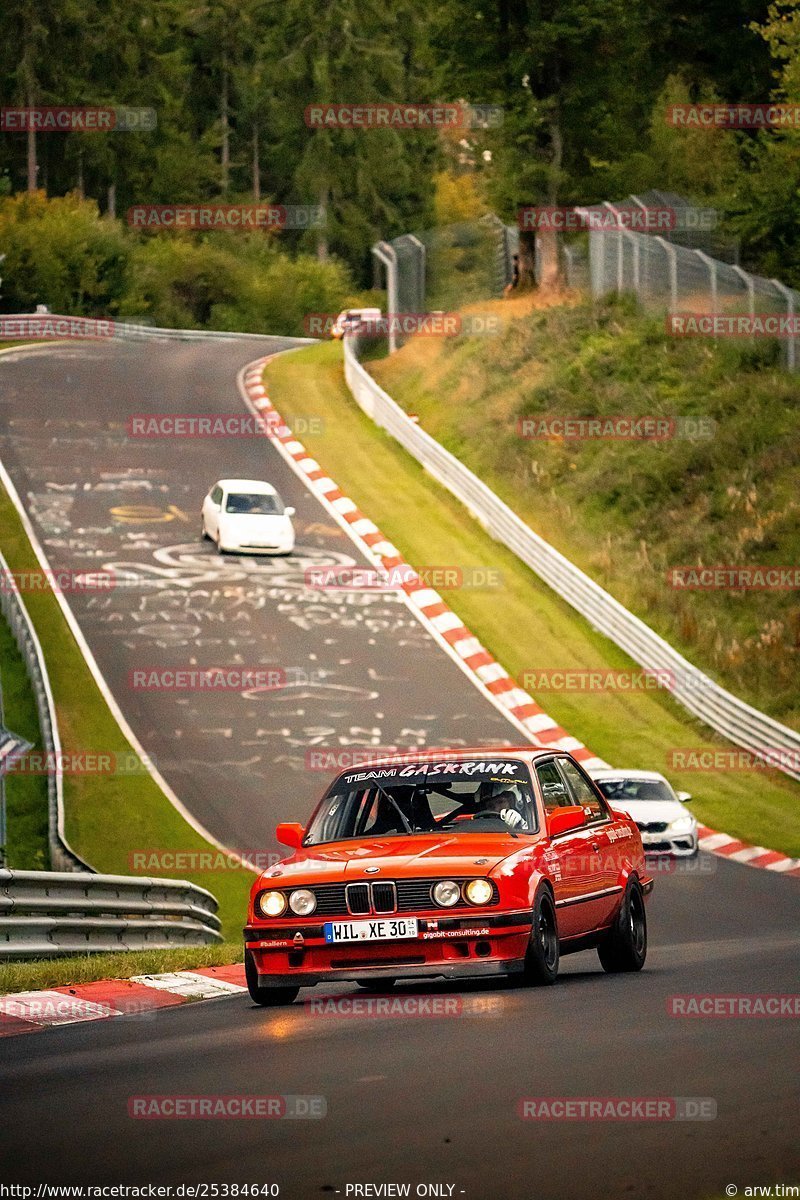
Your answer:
(547, 807), (587, 837)
(276, 821), (304, 850)
(676, 791), (692, 803)
(285, 506), (296, 517)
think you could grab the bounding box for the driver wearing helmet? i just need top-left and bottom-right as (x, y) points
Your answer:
(478, 781), (529, 830)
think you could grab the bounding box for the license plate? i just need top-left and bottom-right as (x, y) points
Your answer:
(323, 918), (419, 944)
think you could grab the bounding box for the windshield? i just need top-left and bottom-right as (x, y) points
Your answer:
(304, 758), (538, 845)
(596, 778), (675, 804)
(225, 492), (284, 515)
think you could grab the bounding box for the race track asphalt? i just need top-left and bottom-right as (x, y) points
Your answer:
(1, 338), (798, 1198)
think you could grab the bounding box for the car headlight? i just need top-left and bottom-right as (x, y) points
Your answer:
(668, 816), (695, 834)
(289, 888), (317, 916)
(432, 880), (461, 907)
(257, 890), (287, 918)
(464, 878), (494, 906)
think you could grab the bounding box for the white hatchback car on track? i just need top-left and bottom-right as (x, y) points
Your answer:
(201, 478), (296, 555)
(590, 768), (698, 856)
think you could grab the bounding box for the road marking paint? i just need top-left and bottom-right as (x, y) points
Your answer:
(129, 971), (246, 998)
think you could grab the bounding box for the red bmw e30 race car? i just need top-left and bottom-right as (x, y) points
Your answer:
(244, 748), (653, 1005)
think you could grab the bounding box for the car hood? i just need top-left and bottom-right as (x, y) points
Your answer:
(609, 799), (692, 824)
(260, 833), (526, 886)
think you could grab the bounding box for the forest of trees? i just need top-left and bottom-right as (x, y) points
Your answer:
(2, 0), (800, 328)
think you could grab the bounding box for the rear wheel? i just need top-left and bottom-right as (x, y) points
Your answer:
(200, 518), (210, 541)
(598, 879), (647, 973)
(245, 951), (299, 1007)
(521, 887), (559, 986)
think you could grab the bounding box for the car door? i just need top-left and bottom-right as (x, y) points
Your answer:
(204, 484), (223, 538)
(535, 759), (603, 938)
(556, 757), (621, 927)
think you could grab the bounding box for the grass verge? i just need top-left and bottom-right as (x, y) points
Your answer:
(370, 293), (800, 730)
(0, 479), (254, 941)
(265, 341), (800, 858)
(0, 942), (243, 995)
(0, 614), (49, 869)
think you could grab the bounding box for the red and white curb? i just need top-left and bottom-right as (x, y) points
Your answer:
(239, 357), (606, 773)
(0, 964), (247, 1037)
(697, 824), (800, 876)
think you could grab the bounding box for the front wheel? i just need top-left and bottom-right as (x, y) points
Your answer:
(200, 518), (210, 541)
(521, 887), (559, 986)
(245, 951), (299, 1007)
(598, 879), (647, 973)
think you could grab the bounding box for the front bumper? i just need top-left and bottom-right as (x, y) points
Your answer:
(244, 911), (532, 988)
(222, 540), (295, 555)
(640, 829), (698, 856)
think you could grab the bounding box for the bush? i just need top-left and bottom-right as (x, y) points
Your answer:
(0, 192), (130, 314)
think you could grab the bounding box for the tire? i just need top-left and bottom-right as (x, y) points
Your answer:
(245, 951), (299, 1007)
(357, 979), (396, 991)
(521, 887), (559, 986)
(200, 519), (210, 541)
(598, 878), (647, 973)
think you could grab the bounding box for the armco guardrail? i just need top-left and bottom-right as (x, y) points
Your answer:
(0, 869), (222, 956)
(0, 550), (90, 871)
(343, 335), (800, 783)
(1, 314), (317, 344)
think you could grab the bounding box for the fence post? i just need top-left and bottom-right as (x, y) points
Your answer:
(731, 265), (755, 320)
(654, 237), (678, 310)
(602, 202), (625, 292)
(771, 278), (797, 371)
(694, 250), (718, 340)
(406, 234), (426, 312)
(371, 241), (399, 354)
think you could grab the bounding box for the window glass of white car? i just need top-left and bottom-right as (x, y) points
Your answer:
(211, 485), (223, 505)
(225, 492), (284, 515)
(596, 778), (675, 804)
(536, 760), (571, 813)
(557, 758), (607, 822)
